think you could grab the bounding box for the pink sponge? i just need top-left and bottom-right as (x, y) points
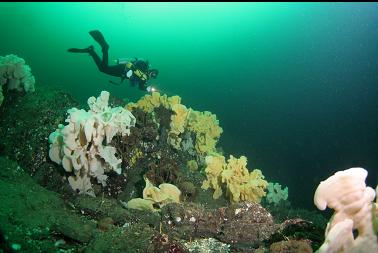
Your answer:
(314, 167), (377, 253)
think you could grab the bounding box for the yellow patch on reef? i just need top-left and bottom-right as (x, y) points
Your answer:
(167, 95), (181, 108)
(127, 92), (222, 155)
(126, 176), (181, 212)
(142, 176), (181, 207)
(201, 154), (226, 199)
(187, 111), (223, 155)
(126, 92), (181, 113)
(223, 156), (268, 203)
(170, 104), (189, 135)
(202, 154), (268, 203)
(168, 104), (189, 149)
(126, 198), (157, 212)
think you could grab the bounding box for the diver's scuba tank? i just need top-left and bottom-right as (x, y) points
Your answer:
(114, 58), (131, 65)
(116, 58), (149, 82)
(115, 58), (136, 79)
(133, 69), (148, 81)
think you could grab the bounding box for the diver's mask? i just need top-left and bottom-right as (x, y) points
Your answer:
(149, 69), (159, 79)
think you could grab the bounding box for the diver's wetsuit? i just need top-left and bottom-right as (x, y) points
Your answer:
(88, 46), (125, 78)
(68, 30), (150, 91)
(88, 45), (148, 90)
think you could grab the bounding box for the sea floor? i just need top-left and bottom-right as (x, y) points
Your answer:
(0, 85), (326, 253)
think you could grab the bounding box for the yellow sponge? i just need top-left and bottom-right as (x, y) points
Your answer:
(201, 154), (226, 199)
(126, 176), (181, 212)
(202, 154), (268, 203)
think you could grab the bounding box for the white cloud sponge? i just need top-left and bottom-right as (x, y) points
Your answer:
(0, 54), (35, 106)
(314, 167), (377, 253)
(48, 91), (136, 196)
(266, 182), (288, 205)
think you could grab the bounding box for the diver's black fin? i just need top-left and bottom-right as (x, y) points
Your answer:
(89, 30), (109, 50)
(68, 45), (94, 53)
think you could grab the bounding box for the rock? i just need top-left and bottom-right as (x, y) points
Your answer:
(270, 240), (313, 253)
(52, 216), (96, 243)
(97, 217), (114, 231)
(161, 202), (276, 248)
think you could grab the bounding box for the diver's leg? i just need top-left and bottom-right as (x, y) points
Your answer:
(67, 44), (107, 71)
(87, 47), (107, 72)
(91, 32), (124, 77)
(68, 45), (107, 71)
(68, 45), (94, 53)
(69, 31), (123, 77)
(101, 43), (109, 67)
(89, 30), (112, 72)
(89, 47), (124, 77)
(89, 30), (109, 51)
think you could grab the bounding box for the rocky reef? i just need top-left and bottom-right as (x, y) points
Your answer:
(0, 81), (331, 253)
(1, 49), (354, 253)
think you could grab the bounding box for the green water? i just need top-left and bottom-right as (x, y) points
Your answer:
(1, 2), (377, 208)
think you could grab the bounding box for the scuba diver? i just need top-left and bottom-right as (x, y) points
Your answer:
(68, 30), (159, 92)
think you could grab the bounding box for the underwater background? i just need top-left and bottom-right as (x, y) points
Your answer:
(1, 1), (377, 210)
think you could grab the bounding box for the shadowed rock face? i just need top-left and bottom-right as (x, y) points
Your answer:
(0, 86), (79, 184)
(160, 201), (324, 251)
(0, 90), (88, 221)
(0, 156), (158, 253)
(161, 202), (276, 247)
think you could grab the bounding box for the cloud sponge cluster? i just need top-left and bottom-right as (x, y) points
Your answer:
(266, 182), (288, 205)
(314, 167), (377, 253)
(48, 91), (136, 196)
(0, 54), (35, 106)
